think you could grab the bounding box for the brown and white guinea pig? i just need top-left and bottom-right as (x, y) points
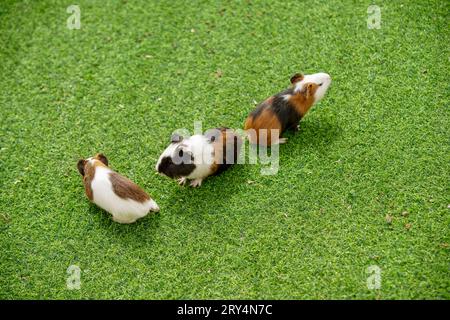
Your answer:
(77, 153), (159, 224)
(155, 127), (242, 187)
(244, 72), (332, 145)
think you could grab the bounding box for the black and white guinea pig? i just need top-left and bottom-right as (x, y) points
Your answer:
(155, 127), (242, 187)
(77, 153), (159, 224)
(244, 72), (332, 145)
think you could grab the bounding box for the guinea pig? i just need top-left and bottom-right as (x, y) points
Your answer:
(244, 72), (331, 145)
(155, 127), (242, 187)
(77, 153), (159, 224)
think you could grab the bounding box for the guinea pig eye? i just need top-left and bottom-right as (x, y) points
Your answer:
(318, 83), (323, 86)
(178, 149), (184, 157)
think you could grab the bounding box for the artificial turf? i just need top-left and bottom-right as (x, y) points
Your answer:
(0, 0), (449, 299)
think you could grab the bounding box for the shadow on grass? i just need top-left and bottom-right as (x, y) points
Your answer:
(283, 117), (342, 150)
(86, 202), (161, 244)
(158, 166), (252, 221)
(156, 118), (342, 219)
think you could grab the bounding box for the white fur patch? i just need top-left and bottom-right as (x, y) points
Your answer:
(91, 166), (157, 224)
(293, 72), (332, 102)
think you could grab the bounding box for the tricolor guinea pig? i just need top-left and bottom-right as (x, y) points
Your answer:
(244, 72), (331, 145)
(77, 153), (159, 224)
(155, 127), (242, 187)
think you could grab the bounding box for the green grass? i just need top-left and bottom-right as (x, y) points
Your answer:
(0, 0), (449, 299)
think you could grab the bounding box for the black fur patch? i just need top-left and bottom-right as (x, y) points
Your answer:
(157, 156), (196, 179)
(211, 128), (243, 175)
(271, 89), (302, 132)
(249, 89), (302, 133)
(215, 133), (242, 175)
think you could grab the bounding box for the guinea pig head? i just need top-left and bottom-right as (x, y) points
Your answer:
(155, 134), (196, 179)
(77, 153), (109, 176)
(287, 72), (331, 116)
(291, 72), (331, 103)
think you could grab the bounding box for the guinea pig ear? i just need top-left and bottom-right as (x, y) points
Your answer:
(77, 159), (86, 176)
(96, 153), (109, 166)
(171, 133), (183, 143)
(290, 73), (304, 84)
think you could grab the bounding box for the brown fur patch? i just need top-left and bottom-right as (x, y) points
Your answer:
(211, 129), (227, 174)
(210, 162), (218, 174)
(77, 159), (86, 176)
(109, 172), (150, 203)
(289, 83), (319, 116)
(244, 116), (253, 132)
(83, 163), (96, 201)
(210, 128), (242, 174)
(244, 96), (275, 131)
(245, 108), (282, 145)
